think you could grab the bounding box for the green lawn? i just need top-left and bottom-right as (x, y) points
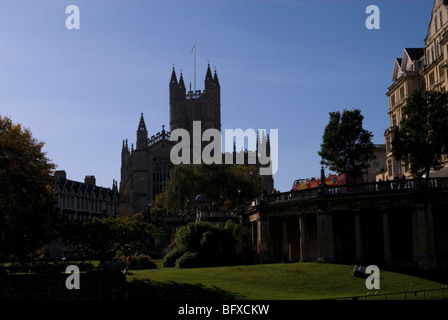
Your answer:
(126, 261), (447, 300)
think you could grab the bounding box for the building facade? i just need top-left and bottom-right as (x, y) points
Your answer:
(384, 0), (448, 179)
(119, 64), (274, 216)
(53, 170), (119, 220)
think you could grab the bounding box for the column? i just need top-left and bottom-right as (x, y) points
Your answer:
(354, 212), (364, 262)
(317, 210), (335, 262)
(257, 218), (271, 263)
(382, 209), (392, 263)
(299, 215), (307, 262)
(412, 204), (428, 269)
(426, 204), (437, 268)
(282, 216), (289, 262)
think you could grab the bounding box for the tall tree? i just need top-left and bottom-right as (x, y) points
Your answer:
(152, 163), (263, 215)
(0, 115), (58, 262)
(318, 109), (376, 183)
(392, 89), (448, 179)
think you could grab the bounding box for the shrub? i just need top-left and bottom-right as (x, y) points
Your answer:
(137, 255), (157, 269)
(174, 221), (239, 267)
(117, 255), (157, 270)
(175, 252), (208, 269)
(98, 260), (127, 272)
(162, 249), (186, 268)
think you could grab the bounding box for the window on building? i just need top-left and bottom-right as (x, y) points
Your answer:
(432, 47), (435, 62)
(391, 93), (396, 106)
(436, 17), (439, 32)
(437, 42), (441, 57)
(386, 137), (391, 153)
(427, 50), (431, 65)
(373, 161), (380, 170)
(440, 64), (445, 78)
(429, 72), (435, 86)
(397, 161), (402, 175)
(400, 86), (405, 100)
(388, 159), (393, 178)
(392, 114), (397, 127)
(441, 11), (444, 28)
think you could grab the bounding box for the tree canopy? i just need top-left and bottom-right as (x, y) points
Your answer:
(152, 163), (264, 215)
(318, 109), (376, 183)
(60, 214), (165, 261)
(392, 89), (448, 179)
(0, 115), (58, 262)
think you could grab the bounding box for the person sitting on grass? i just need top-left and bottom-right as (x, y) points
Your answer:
(352, 265), (358, 277)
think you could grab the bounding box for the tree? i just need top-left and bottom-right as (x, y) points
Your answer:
(0, 115), (58, 262)
(318, 109), (376, 183)
(392, 89), (448, 179)
(60, 214), (165, 260)
(152, 163), (263, 215)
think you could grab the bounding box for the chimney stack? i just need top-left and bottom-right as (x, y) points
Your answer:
(54, 170), (67, 180)
(84, 175), (96, 186)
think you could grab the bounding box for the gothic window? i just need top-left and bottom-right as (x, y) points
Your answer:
(152, 156), (174, 199)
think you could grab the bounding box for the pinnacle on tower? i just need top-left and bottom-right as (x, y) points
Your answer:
(138, 112), (147, 131)
(170, 67), (178, 85)
(179, 72), (185, 89)
(205, 63), (213, 82)
(213, 69), (220, 87)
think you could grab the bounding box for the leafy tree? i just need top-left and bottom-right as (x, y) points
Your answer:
(0, 115), (58, 262)
(60, 214), (164, 260)
(392, 89), (448, 179)
(152, 164), (263, 215)
(318, 109), (376, 183)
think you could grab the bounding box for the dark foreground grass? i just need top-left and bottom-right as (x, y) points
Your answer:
(126, 262), (447, 300)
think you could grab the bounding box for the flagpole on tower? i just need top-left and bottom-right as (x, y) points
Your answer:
(192, 43), (196, 92)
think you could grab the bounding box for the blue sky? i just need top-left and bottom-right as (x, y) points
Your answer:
(0, 0), (435, 192)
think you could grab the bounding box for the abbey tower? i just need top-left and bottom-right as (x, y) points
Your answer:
(119, 64), (273, 216)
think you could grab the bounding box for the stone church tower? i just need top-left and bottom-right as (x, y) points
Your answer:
(119, 64), (273, 216)
(170, 64), (221, 135)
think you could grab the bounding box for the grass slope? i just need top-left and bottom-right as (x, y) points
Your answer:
(126, 262), (447, 300)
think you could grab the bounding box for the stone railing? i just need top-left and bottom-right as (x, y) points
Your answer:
(250, 177), (448, 206)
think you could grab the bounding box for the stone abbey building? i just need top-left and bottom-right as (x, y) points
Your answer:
(119, 64), (274, 216)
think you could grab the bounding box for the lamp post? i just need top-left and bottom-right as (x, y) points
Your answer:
(320, 160), (326, 186)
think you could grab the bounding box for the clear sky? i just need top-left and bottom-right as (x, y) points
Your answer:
(0, 0), (435, 192)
